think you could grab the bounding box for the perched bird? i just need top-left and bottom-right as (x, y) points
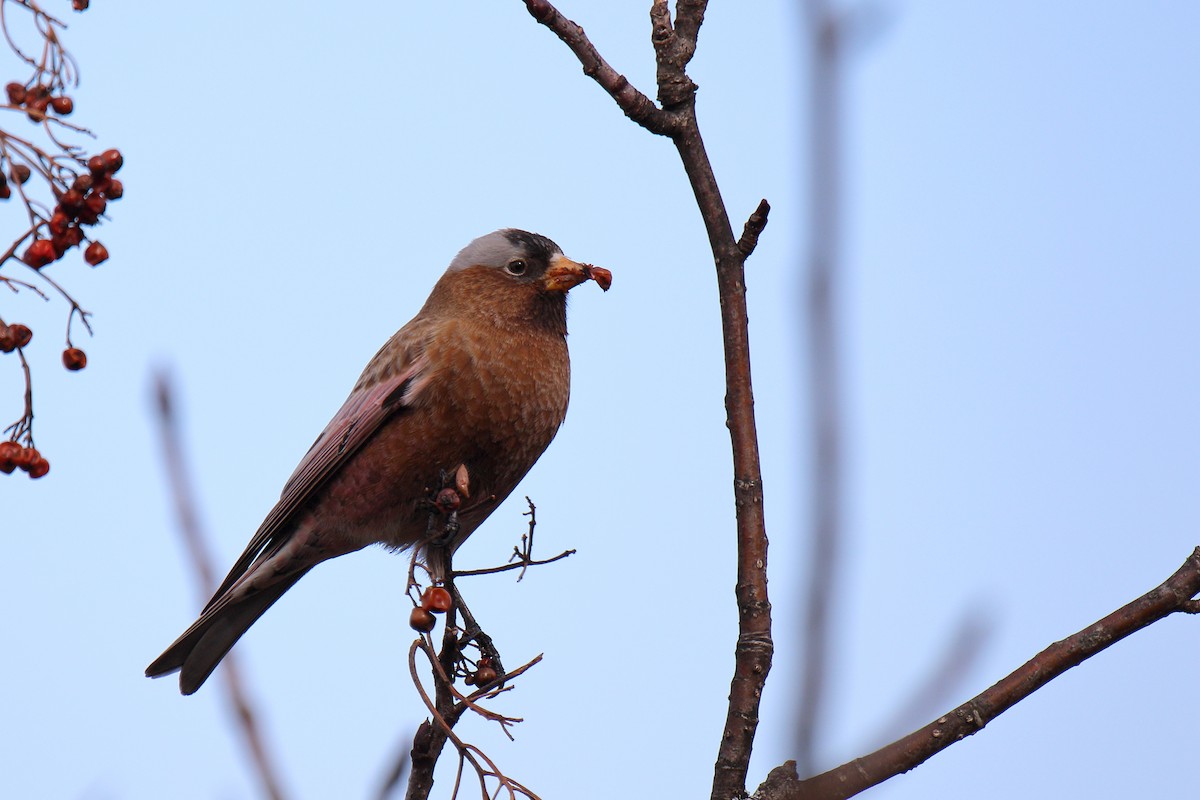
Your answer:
(147, 229), (610, 695)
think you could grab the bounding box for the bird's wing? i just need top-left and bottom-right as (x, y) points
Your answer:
(202, 348), (432, 611)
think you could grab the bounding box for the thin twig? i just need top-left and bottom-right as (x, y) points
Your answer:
(152, 370), (291, 800)
(522, 0), (674, 135)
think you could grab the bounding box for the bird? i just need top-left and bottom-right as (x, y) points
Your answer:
(146, 229), (611, 695)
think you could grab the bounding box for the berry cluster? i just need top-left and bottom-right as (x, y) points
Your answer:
(0, 321), (89, 370)
(5, 81), (74, 123)
(19, 148), (121, 270)
(0, 441), (49, 478)
(408, 585), (454, 633)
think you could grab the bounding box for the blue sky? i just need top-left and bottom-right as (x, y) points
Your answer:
(2, 3), (1198, 799)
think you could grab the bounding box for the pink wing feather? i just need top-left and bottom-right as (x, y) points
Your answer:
(203, 359), (426, 609)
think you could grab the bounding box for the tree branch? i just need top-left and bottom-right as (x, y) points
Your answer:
(522, 0), (674, 135)
(518, 3), (772, 798)
(757, 547), (1200, 799)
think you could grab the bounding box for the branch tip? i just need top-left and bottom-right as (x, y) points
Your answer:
(737, 198), (771, 258)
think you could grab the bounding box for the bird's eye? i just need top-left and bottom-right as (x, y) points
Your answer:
(505, 259), (528, 276)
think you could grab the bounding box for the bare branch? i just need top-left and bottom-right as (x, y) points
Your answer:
(758, 548), (1200, 799)
(518, 4), (774, 798)
(521, 0), (674, 135)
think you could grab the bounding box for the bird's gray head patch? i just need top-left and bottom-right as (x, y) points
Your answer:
(447, 229), (563, 272)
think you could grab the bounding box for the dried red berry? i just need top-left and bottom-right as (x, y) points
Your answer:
(84, 241), (108, 265)
(473, 666), (498, 687)
(0, 327), (12, 353)
(434, 487), (461, 513)
(87, 154), (105, 175)
(72, 0), (89, 10)
(14, 446), (38, 471)
(49, 211), (70, 236)
(0, 440), (19, 473)
(27, 84), (49, 100)
(72, 173), (94, 193)
(63, 226), (84, 248)
(104, 178), (123, 199)
(0, 184), (10, 200)
(62, 347), (87, 370)
(100, 148), (123, 173)
(8, 324), (32, 348)
(25, 96), (48, 122)
(409, 607), (437, 633)
(11, 164), (30, 184)
(83, 194), (106, 217)
(50, 96), (73, 115)
(27, 457), (49, 479)
(5, 82), (25, 105)
(22, 239), (56, 268)
(59, 188), (84, 209)
(421, 586), (453, 614)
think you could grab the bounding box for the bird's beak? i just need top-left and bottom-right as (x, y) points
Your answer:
(542, 254), (613, 293)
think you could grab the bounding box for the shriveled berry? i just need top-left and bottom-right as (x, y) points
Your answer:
(409, 607), (437, 633)
(434, 486), (461, 513)
(87, 154), (105, 175)
(101, 148), (123, 173)
(50, 96), (73, 115)
(104, 178), (123, 199)
(0, 326), (13, 353)
(25, 97), (48, 121)
(71, 173), (94, 193)
(11, 164), (30, 184)
(27, 84), (49, 100)
(49, 211), (70, 236)
(63, 226), (84, 248)
(8, 323), (32, 348)
(84, 241), (108, 265)
(5, 82), (25, 105)
(14, 446), (38, 471)
(83, 194), (106, 217)
(59, 188), (84, 209)
(27, 456), (49, 479)
(0, 440), (19, 473)
(72, 0), (89, 10)
(0, 184), (10, 200)
(62, 347), (87, 370)
(473, 666), (498, 687)
(462, 672), (476, 686)
(421, 586), (453, 614)
(22, 239), (56, 268)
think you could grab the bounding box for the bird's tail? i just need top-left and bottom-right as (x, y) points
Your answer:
(146, 568), (309, 695)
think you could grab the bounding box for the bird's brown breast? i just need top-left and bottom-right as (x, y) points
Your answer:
(317, 307), (571, 551)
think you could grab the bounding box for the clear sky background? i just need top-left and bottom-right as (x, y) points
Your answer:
(3, 2), (1198, 799)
